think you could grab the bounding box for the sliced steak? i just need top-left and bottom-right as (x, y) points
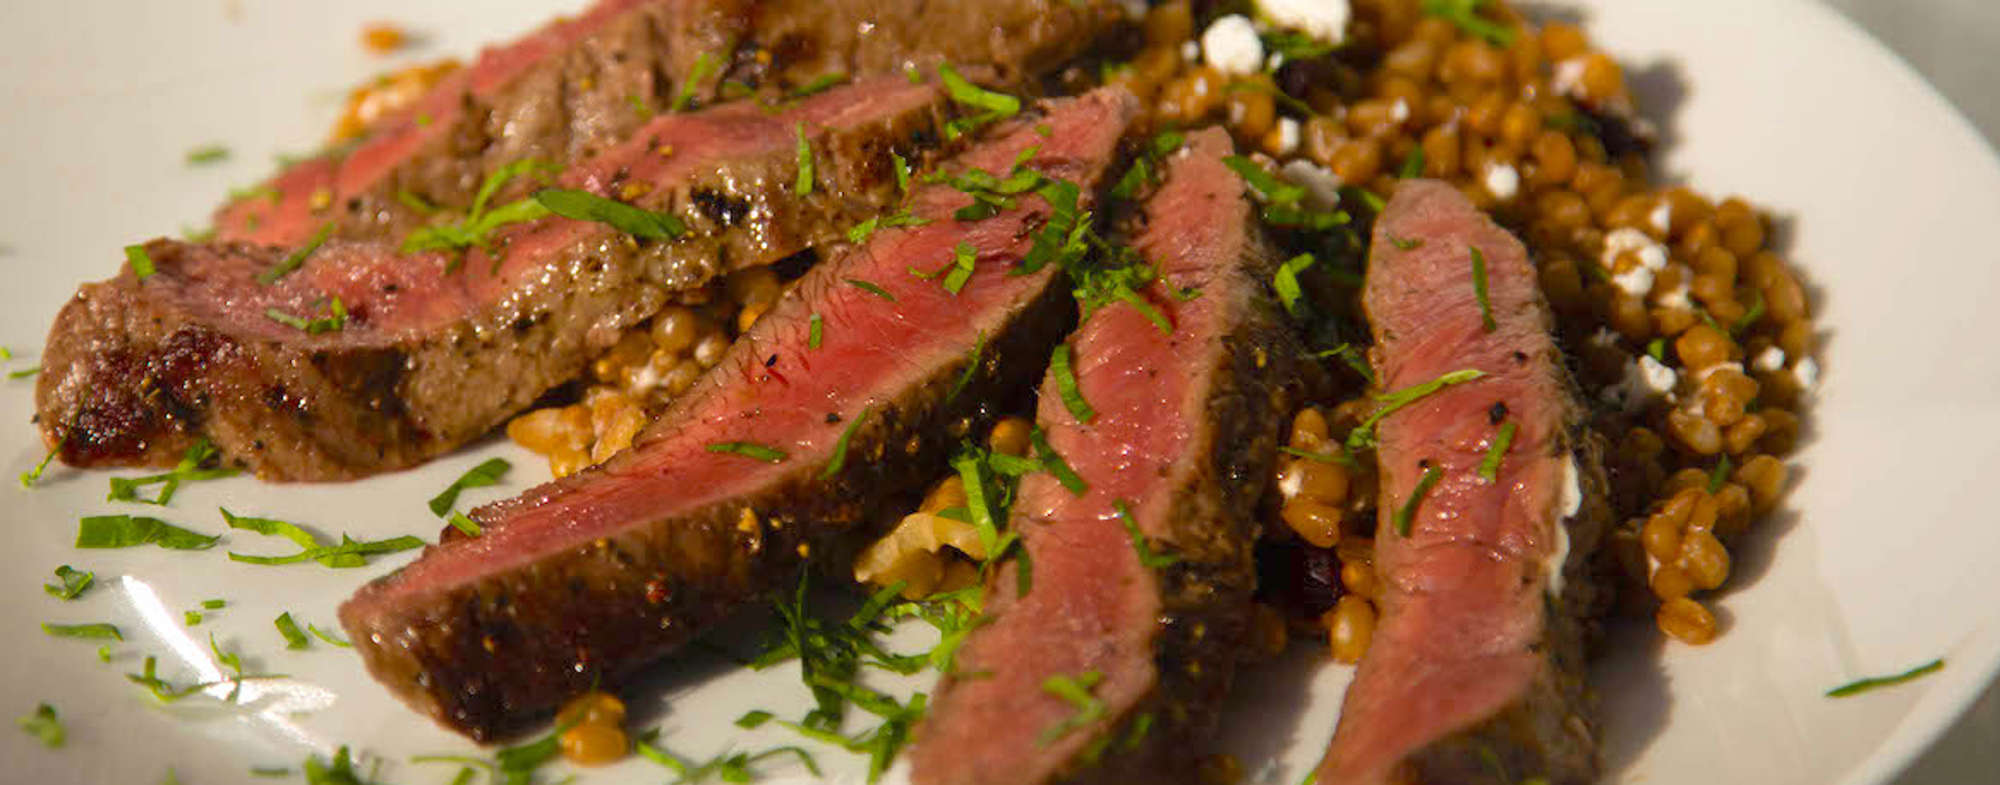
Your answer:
(337, 89), (1138, 741)
(910, 129), (1311, 785)
(37, 77), (954, 480)
(216, 0), (1127, 248)
(1314, 180), (1611, 785)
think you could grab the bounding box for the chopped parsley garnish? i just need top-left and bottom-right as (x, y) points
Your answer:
(736, 709), (775, 729)
(1470, 246), (1497, 332)
(395, 189), (437, 214)
(125, 244), (157, 280)
(17, 703), (62, 748)
(1110, 130), (1187, 200)
(20, 446), (58, 488)
(5, 366), (32, 380)
(1038, 670), (1106, 745)
(44, 565), (94, 600)
(1397, 146), (1427, 179)
(795, 123), (816, 196)
(274, 612), (310, 650)
(1221, 155), (1349, 229)
(635, 732), (824, 785)
(1114, 499), (1179, 569)
(1282, 445), (1358, 468)
(108, 438), (237, 506)
(848, 211), (928, 244)
(1031, 428), (1087, 496)
(221, 508), (423, 567)
(309, 624), (352, 648)
(202, 599), (226, 609)
(940, 241), (977, 294)
(1733, 289), (1766, 335)
(42, 622), (122, 641)
(1317, 345), (1376, 383)
(1827, 658), (1944, 697)
(265, 297), (348, 334)
(1388, 235), (1422, 251)
(1224, 156), (1307, 205)
(939, 63), (1021, 140)
(820, 406), (870, 479)
(790, 72), (849, 98)
(75, 514), (219, 551)
(186, 145), (229, 165)
(627, 93), (654, 119)
(946, 331), (987, 403)
(256, 222), (333, 285)
(250, 767), (292, 779)
(302, 746), (369, 785)
(1275, 253), (1315, 316)
(402, 159), (558, 257)
(1262, 30), (1338, 61)
(1050, 344), (1095, 423)
(1646, 337), (1667, 363)
(1071, 254), (1172, 333)
(427, 457), (510, 516)
(1478, 422), (1518, 482)
(1421, 0), (1517, 46)
(845, 278), (897, 301)
(446, 512), (482, 537)
(535, 188), (687, 241)
(184, 611), (204, 626)
(1708, 454), (1732, 494)
(705, 441), (788, 463)
(808, 313), (824, 349)
(672, 51), (720, 113)
(1346, 369), (1487, 452)
(1395, 465), (1445, 536)
(893, 151), (912, 194)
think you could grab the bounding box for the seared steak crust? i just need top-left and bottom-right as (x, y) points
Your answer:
(338, 90), (1137, 740)
(216, 0), (1126, 248)
(38, 79), (951, 480)
(912, 129), (1314, 785)
(1315, 180), (1611, 785)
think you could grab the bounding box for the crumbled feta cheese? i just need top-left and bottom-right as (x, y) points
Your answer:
(1605, 355), (1678, 410)
(1280, 159), (1342, 207)
(1793, 357), (1820, 390)
(1274, 117), (1301, 155)
(1655, 280), (1692, 310)
(1267, 52), (1286, 72)
(1611, 265), (1655, 298)
(1391, 98), (1411, 123)
(1201, 15), (1265, 77)
(1753, 346), (1786, 374)
(1603, 227), (1669, 298)
(1552, 57), (1588, 98)
(1181, 40), (1201, 63)
(1483, 163), (1520, 201)
(1649, 200), (1673, 235)
(1636, 355), (1678, 396)
(1588, 327), (1620, 350)
(1258, 0), (1351, 44)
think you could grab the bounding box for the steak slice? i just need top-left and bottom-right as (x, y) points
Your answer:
(216, 0), (1127, 248)
(1314, 180), (1611, 785)
(37, 76), (953, 480)
(337, 88), (1138, 741)
(910, 129), (1311, 785)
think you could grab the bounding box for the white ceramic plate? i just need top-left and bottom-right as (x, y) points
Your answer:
(4, 1), (1999, 783)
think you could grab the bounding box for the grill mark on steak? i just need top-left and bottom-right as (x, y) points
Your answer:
(214, 0), (1127, 249)
(1314, 180), (1612, 785)
(910, 129), (1312, 785)
(336, 89), (1137, 741)
(36, 77), (954, 481)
